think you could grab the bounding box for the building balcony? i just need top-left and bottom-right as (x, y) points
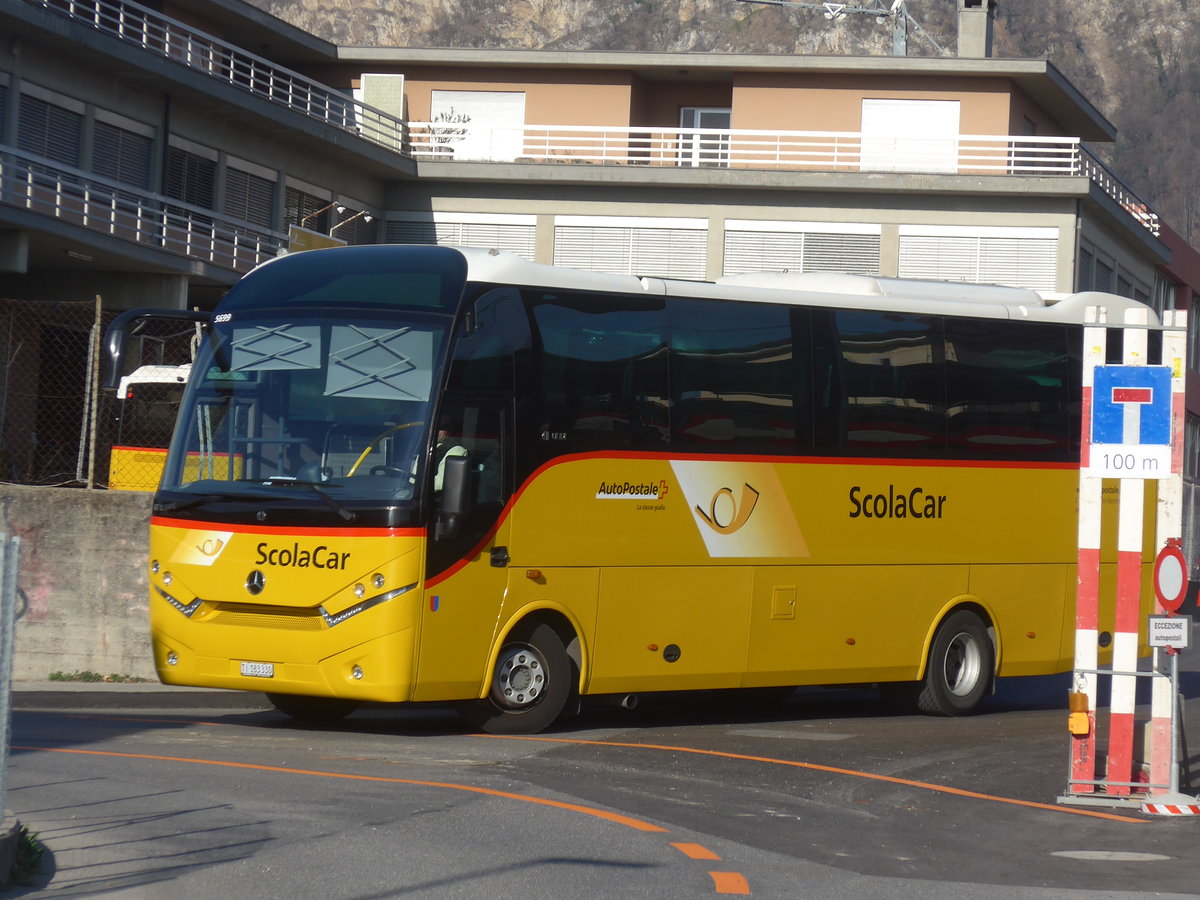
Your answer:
(0, 146), (286, 273)
(407, 123), (1160, 237)
(27, 0), (408, 152)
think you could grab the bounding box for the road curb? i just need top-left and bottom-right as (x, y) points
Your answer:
(11, 684), (271, 710)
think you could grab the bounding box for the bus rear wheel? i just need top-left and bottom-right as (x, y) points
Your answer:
(266, 693), (361, 723)
(882, 609), (994, 716)
(459, 621), (571, 735)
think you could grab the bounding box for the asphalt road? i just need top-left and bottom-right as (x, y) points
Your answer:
(5, 666), (1200, 899)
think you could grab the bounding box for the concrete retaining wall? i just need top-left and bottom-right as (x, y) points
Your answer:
(2, 485), (155, 681)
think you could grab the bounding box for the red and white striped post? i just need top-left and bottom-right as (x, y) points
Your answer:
(1068, 308), (1106, 793)
(1147, 309), (1187, 795)
(1105, 306), (1151, 797)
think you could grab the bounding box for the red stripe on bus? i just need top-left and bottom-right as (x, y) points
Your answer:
(150, 517), (424, 539)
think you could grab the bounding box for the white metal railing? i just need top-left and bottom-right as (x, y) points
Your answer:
(409, 123), (1160, 235)
(28, 0), (409, 152)
(1081, 148), (1161, 236)
(0, 146), (287, 272)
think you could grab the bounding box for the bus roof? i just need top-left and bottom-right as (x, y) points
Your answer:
(448, 246), (1156, 326)
(266, 246), (1157, 327)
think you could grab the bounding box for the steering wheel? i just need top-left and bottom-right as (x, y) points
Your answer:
(346, 421), (423, 476)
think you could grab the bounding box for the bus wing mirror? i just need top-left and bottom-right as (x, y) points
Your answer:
(102, 307), (210, 391)
(435, 455), (472, 541)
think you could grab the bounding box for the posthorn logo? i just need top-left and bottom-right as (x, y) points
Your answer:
(694, 483), (760, 535)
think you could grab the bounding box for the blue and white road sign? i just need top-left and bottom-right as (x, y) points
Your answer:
(1087, 365), (1173, 478)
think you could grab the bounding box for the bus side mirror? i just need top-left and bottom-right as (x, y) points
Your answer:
(435, 455), (472, 540)
(102, 307), (210, 390)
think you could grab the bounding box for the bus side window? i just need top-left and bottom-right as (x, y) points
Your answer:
(831, 309), (947, 456)
(668, 297), (804, 452)
(530, 292), (668, 452)
(945, 318), (1072, 461)
(448, 288), (531, 393)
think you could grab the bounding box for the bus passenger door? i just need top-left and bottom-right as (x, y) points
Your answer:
(414, 398), (513, 701)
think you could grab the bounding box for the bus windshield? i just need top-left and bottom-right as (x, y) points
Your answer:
(163, 310), (450, 508)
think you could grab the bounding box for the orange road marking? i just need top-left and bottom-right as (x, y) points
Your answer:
(11, 744), (667, 833)
(672, 842), (721, 860)
(710, 871), (752, 894)
(475, 735), (1149, 825)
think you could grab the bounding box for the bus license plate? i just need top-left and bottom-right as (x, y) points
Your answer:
(240, 661), (274, 678)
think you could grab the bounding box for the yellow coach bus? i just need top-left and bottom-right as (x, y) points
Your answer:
(104, 244), (1156, 734)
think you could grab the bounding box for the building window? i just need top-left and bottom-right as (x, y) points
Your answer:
(1189, 299), (1200, 374)
(331, 207), (377, 245)
(93, 119), (153, 190)
(1186, 413), (1200, 481)
(18, 93), (83, 168)
(553, 216), (707, 279)
(285, 186), (331, 231)
(724, 221), (880, 275)
(164, 145), (217, 210)
(678, 107), (731, 168)
(899, 225), (1058, 292)
(386, 213), (536, 259)
(224, 165), (275, 229)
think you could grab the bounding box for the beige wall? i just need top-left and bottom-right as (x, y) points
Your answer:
(731, 74), (1016, 134)
(350, 67), (636, 125)
(340, 67), (1064, 138)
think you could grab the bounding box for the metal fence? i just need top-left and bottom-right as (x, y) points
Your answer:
(0, 297), (194, 489)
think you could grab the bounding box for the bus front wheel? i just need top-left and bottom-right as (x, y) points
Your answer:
(883, 609), (994, 716)
(459, 622), (572, 735)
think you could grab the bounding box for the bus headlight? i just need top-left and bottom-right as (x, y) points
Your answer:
(320, 583), (417, 628)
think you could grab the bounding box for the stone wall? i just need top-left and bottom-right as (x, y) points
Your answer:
(2, 485), (155, 680)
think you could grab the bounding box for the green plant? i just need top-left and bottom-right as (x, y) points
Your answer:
(47, 671), (152, 683)
(11, 825), (45, 885)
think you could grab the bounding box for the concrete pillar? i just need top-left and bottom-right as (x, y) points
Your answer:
(0, 231), (28, 274)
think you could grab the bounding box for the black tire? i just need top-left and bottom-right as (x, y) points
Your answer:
(266, 693), (361, 723)
(914, 609), (994, 715)
(458, 621), (572, 735)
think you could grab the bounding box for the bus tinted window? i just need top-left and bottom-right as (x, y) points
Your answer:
(530, 292), (668, 451)
(669, 297), (803, 452)
(448, 288), (532, 392)
(831, 310), (947, 455)
(220, 245), (467, 313)
(945, 318), (1073, 460)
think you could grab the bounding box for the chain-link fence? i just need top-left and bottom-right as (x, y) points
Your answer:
(0, 298), (196, 490)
